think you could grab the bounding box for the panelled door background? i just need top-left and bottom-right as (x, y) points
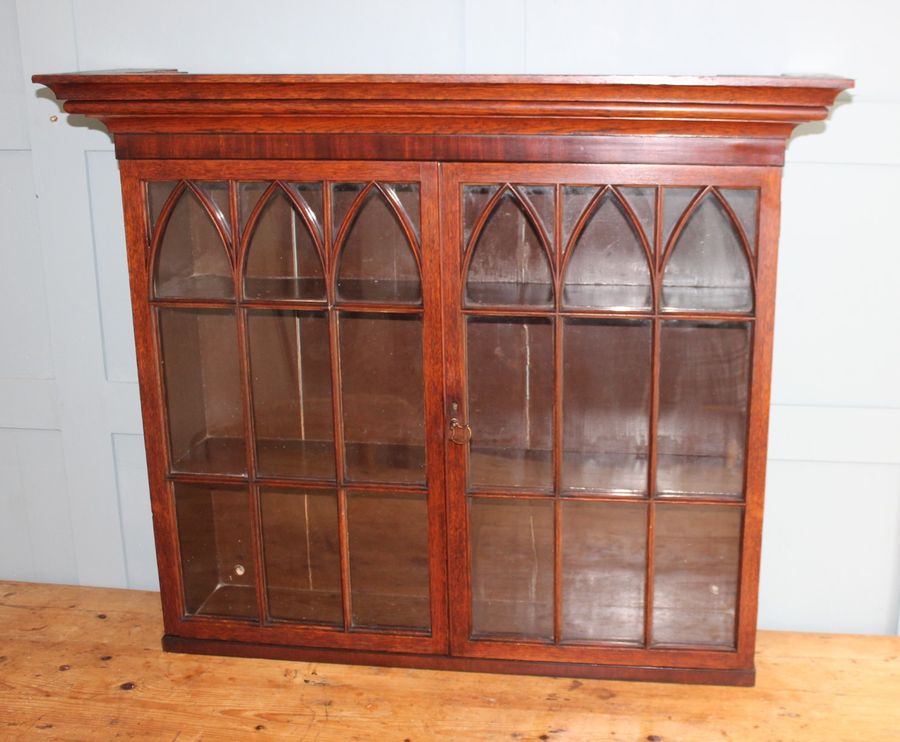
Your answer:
(442, 163), (779, 669)
(121, 160), (447, 654)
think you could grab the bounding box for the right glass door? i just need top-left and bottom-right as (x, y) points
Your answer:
(443, 165), (763, 666)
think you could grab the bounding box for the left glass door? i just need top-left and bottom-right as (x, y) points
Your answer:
(136, 163), (446, 653)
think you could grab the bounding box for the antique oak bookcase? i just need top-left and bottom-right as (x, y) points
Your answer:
(34, 73), (850, 685)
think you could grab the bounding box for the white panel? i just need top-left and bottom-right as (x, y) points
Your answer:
(464, 0), (525, 72)
(787, 102), (900, 166)
(85, 150), (137, 383)
(112, 433), (157, 590)
(523, 0), (897, 100)
(769, 405), (900, 465)
(0, 430), (35, 579)
(72, 0), (466, 73)
(0, 378), (58, 429)
(0, 428), (77, 583)
(0, 0), (29, 148)
(101, 382), (143, 436)
(772, 163), (900, 408)
(759, 460), (900, 635)
(17, 0), (128, 586)
(0, 150), (54, 378)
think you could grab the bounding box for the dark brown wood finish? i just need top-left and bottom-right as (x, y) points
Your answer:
(35, 73), (851, 685)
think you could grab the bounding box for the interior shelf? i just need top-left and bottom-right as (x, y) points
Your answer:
(468, 448), (742, 499)
(171, 436), (426, 485)
(465, 281), (554, 309)
(243, 276), (326, 302)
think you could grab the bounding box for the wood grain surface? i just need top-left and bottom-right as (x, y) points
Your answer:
(1, 580), (897, 741)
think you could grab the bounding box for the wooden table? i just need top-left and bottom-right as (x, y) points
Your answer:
(1, 581), (897, 740)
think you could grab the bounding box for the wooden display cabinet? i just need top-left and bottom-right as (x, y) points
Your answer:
(33, 72), (851, 685)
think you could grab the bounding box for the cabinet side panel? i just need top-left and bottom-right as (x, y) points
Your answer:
(118, 165), (184, 630)
(736, 168), (783, 667)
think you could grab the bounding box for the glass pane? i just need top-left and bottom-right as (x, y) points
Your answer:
(243, 188), (326, 301)
(260, 488), (341, 625)
(147, 180), (177, 233)
(657, 321), (751, 498)
(340, 313), (425, 484)
(331, 182), (366, 239)
(158, 309), (245, 475)
(247, 311), (335, 480)
(348, 492), (430, 630)
(196, 181), (230, 231)
(620, 187), (656, 249)
(463, 184), (499, 249)
(467, 317), (553, 491)
(386, 182), (420, 242)
(662, 187), (700, 250)
(563, 193), (651, 310)
(563, 320), (651, 494)
(464, 188), (553, 308)
(238, 181), (268, 233)
(520, 185), (555, 251)
(561, 501), (646, 644)
(174, 483), (257, 619)
(720, 188), (758, 254)
(154, 187), (233, 300)
(653, 504), (742, 648)
(470, 497), (554, 639)
(335, 185), (421, 304)
(663, 192), (753, 313)
(562, 185), (597, 250)
(292, 182), (324, 239)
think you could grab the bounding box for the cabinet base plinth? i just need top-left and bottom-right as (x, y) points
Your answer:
(162, 634), (755, 687)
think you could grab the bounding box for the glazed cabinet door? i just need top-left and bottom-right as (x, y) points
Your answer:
(122, 161), (447, 654)
(442, 163), (777, 670)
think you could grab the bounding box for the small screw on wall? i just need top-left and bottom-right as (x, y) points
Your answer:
(49, 115), (58, 122)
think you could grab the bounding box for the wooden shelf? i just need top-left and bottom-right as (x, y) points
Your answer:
(170, 436), (426, 487)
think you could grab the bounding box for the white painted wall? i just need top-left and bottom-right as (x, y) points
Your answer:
(3, 0), (898, 635)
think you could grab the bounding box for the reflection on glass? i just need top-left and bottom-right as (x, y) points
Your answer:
(348, 492), (430, 630)
(470, 497), (554, 639)
(243, 188), (326, 301)
(260, 488), (341, 625)
(561, 501), (646, 643)
(158, 309), (245, 475)
(154, 187), (233, 300)
(340, 313), (425, 484)
(563, 194), (652, 310)
(336, 185), (421, 304)
(464, 188), (553, 308)
(663, 192), (753, 313)
(247, 311), (335, 480)
(563, 320), (651, 493)
(467, 317), (553, 491)
(653, 504), (741, 648)
(174, 483), (257, 619)
(657, 321), (751, 498)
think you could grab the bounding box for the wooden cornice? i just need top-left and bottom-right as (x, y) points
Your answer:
(32, 72), (853, 164)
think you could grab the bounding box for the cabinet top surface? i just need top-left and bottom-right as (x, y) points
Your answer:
(32, 71), (852, 97)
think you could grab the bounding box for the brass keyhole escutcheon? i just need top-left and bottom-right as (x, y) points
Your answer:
(448, 401), (472, 444)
